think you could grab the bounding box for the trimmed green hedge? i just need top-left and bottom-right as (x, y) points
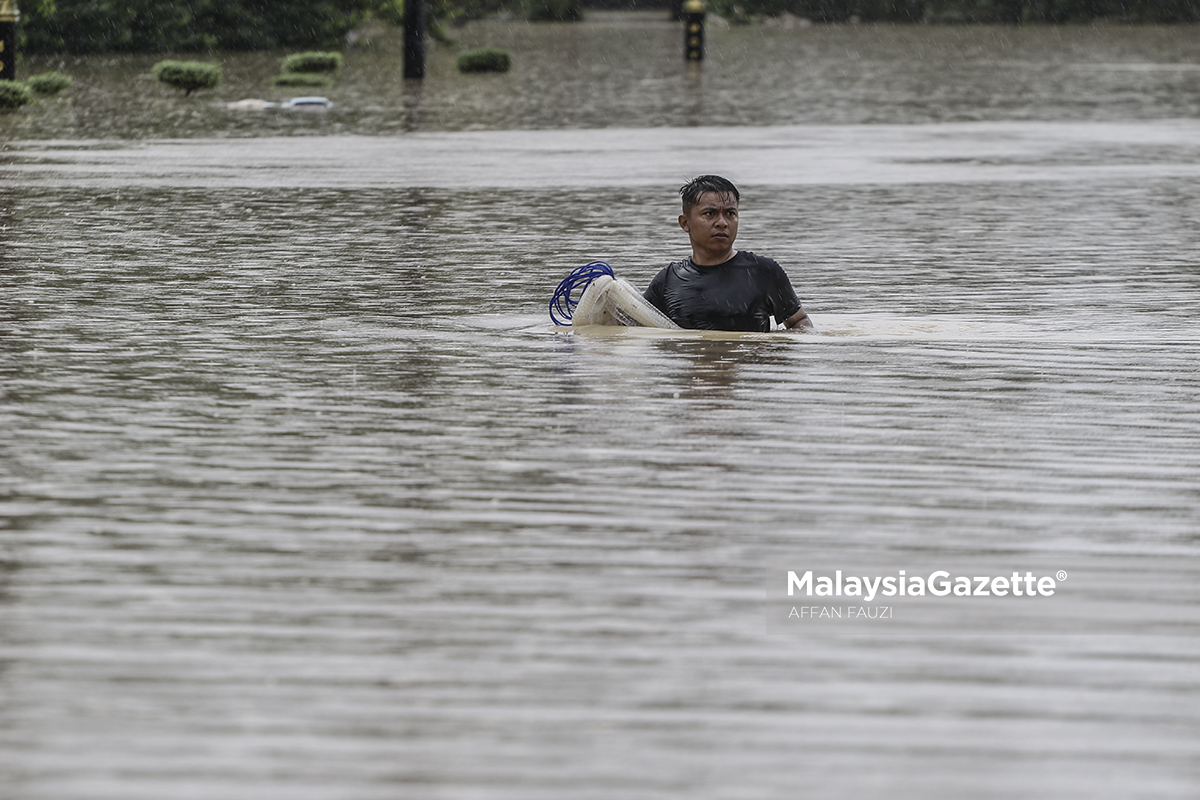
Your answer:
(0, 80), (34, 110)
(152, 60), (223, 96)
(456, 47), (512, 74)
(272, 73), (333, 87)
(26, 72), (74, 95)
(281, 52), (343, 75)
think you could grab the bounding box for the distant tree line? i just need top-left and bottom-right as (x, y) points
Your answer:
(18, 0), (376, 53)
(17, 0), (1200, 54)
(719, 0), (1200, 23)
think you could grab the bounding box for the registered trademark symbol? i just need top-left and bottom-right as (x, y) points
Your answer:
(1056, 570), (1068, 581)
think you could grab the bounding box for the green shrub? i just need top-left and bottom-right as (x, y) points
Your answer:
(152, 60), (223, 96)
(429, 20), (456, 46)
(281, 51), (343, 75)
(271, 73), (333, 88)
(374, 0), (405, 25)
(456, 47), (512, 74)
(527, 0), (583, 21)
(0, 80), (34, 110)
(26, 72), (74, 95)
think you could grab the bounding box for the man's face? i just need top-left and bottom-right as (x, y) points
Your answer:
(679, 191), (739, 259)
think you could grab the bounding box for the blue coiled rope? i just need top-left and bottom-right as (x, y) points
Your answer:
(549, 260), (615, 326)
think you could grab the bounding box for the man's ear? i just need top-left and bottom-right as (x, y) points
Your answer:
(678, 214), (689, 231)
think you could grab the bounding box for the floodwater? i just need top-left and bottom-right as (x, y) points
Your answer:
(3, 16), (1200, 799)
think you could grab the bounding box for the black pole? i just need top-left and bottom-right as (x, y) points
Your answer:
(683, 0), (704, 63)
(0, 1), (18, 83)
(403, 0), (426, 80)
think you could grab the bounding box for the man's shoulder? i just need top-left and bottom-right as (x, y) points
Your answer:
(646, 261), (684, 295)
(734, 251), (782, 269)
(732, 251), (789, 279)
(648, 261), (686, 280)
(654, 259), (692, 279)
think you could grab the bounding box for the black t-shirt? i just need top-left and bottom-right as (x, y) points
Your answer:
(643, 251), (803, 332)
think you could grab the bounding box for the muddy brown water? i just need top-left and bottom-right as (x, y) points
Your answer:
(3, 16), (1200, 799)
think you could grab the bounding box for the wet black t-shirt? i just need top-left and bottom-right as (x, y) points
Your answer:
(643, 251), (803, 332)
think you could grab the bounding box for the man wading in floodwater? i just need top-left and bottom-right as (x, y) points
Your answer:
(644, 175), (815, 333)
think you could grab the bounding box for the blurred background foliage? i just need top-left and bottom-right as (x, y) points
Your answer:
(19, 0), (375, 53)
(694, 0), (1200, 23)
(16, 0), (1200, 54)
(764, 0), (1200, 23)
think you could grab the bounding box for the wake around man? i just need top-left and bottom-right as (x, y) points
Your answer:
(643, 175), (815, 333)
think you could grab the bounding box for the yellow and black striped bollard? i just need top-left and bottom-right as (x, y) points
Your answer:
(683, 0), (705, 62)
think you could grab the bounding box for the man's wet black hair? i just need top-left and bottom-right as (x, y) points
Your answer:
(680, 175), (740, 214)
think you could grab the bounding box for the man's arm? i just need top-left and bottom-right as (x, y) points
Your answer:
(784, 308), (815, 332)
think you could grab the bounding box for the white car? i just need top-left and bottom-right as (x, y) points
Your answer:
(282, 97), (333, 110)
